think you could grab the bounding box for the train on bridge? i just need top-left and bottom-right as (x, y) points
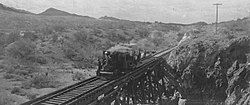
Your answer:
(96, 44), (156, 80)
(21, 45), (176, 105)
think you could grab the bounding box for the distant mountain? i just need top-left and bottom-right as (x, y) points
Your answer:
(39, 8), (73, 16)
(189, 21), (208, 26)
(39, 8), (95, 19)
(0, 3), (33, 14)
(164, 21), (208, 26)
(99, 16), (121, 21)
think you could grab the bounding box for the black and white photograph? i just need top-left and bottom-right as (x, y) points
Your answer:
(0, 0), (249, 105)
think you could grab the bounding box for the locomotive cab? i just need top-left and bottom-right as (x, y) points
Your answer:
(97, 46), (138, 80)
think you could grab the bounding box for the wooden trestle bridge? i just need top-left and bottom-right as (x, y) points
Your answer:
(22, 46), (181, 105)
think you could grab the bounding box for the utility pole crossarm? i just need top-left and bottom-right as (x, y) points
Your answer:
(213, 3), (222, 5)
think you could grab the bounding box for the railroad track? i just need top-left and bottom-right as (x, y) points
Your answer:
(22, 46), (176, 105)
(22, 77), (108, 105)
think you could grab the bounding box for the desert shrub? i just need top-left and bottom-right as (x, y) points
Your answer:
(4, 63), (36, 76)
(0, 63), (4, 70)
(72, 72), (86, 81)
(137, 39), (156, 51)
(11, 87), (26, 96)
(63, 48), (77, 60)
(26, 92), (38, 100)
(4, 31), (20, 45)
(38, 27), (53, 35)
(13, 75), (25, 81)
(0, 47), (4, 57)
(3, 73), (25, 81)
(4, 38), (40, 75)
(226, 34), (236, 40)
(52, 25), (67, 32)
(3, 58), (20, 73)
(72, 57), (97, 69)
(3, 73), (16, 79)
(23, 73), (60, 89)
(35, 56), (47, 64)
(73, 30), (88, 43)
(22, 31), (38, 41)
(0, 91), (14, 105)
(12, 69), (29, 76)
(21, 80), (32, 89)
(135, 27), (150, 38)
(5, 39), (36, 59)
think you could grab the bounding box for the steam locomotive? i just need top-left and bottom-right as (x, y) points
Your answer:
(96, 44), (142, 80)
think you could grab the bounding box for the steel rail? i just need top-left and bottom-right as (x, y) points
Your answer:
(21, 77), (101, 105)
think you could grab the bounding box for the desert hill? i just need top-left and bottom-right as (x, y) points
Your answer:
(38, 7), (93, 19)
(0, 3), (33, 14)
(39, 8), (75, 16)
(99, 16), (122, 21)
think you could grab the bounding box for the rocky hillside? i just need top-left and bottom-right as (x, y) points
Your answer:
(165, 17), (250, 104)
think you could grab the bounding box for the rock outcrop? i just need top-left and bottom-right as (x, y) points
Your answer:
(225, 61), (250, 105)
(167, 35), (250, 104)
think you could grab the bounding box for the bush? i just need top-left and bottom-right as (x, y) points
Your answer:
(35, 56), (47, 64)
(26, 93), (38, 100)
(0, 91), (14, 105)
(3, 73), (25, 81)
(72, 72), (86, 81)
(5, 39), (36, 60)
(3, 73), (16, 79)
(21, 80), (32, 89)
(11, 87), (38, 100)
(22, 73), (60, 89)
(0, 63), (5, 70)
(14, 70), (29, 76)
(22, 31), (38, 41)
(4, 31), (20, 45)
(4, 38), (39, 74)
(5, 67), (29, 76)
(11, 87), (26, 96)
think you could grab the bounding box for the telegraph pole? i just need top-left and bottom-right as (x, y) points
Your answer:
(213, 3), (222, 35)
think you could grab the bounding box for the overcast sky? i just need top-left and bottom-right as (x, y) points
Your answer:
(1, 0), (250, 24)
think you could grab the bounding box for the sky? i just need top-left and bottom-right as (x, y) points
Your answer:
(0, 0), (250, 24)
